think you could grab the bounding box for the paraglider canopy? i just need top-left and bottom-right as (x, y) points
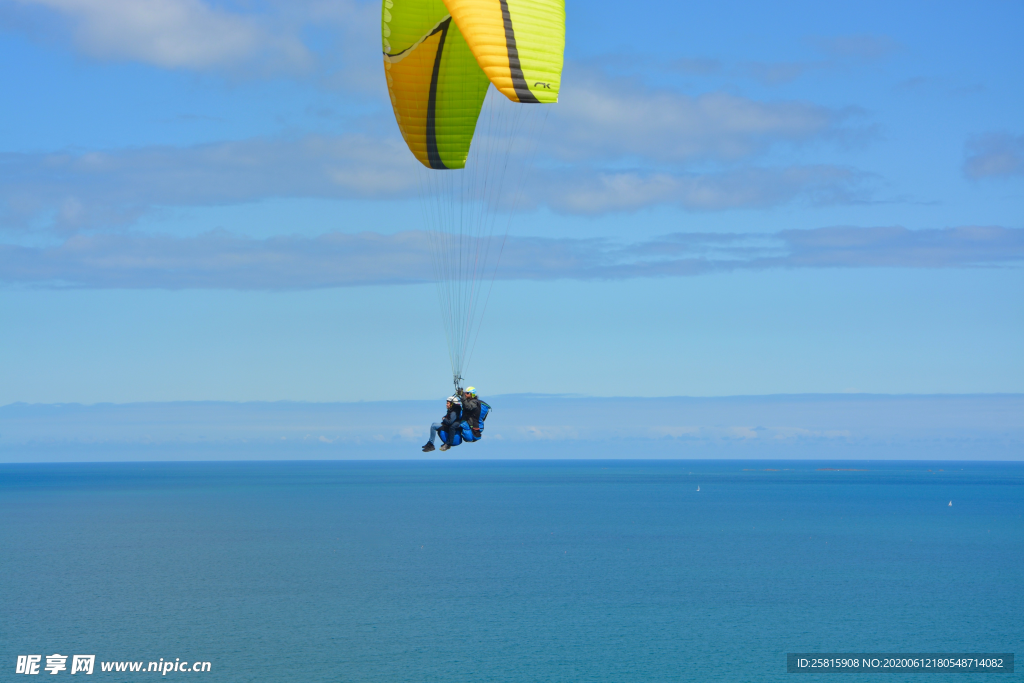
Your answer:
(382, 0), (565, 390)
(382, 0), (565, 168)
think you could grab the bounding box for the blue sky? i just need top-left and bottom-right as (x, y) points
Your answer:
(0, 0), (1022, 404)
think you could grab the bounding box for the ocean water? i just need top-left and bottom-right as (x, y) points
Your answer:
(1, 460), (1021, 682)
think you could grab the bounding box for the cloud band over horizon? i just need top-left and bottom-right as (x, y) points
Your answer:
(1, 225), (1019, 289)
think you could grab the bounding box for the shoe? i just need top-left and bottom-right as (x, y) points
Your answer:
(439, 443), (451, 451)
(421, 442), (435, 452)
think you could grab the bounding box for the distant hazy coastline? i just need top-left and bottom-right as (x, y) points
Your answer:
(2, 394), (1021, 462)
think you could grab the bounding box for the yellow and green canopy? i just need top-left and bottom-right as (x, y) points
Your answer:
(382, 0), (565, 169)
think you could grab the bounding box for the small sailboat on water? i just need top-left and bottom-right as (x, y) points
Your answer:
(697, 485), (700, 492)
(948, 500), (952, 507)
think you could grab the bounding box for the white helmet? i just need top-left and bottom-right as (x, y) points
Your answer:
(447, 395), (462, 405)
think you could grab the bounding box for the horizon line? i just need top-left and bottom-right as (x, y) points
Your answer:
(4, 391), (1023, 409)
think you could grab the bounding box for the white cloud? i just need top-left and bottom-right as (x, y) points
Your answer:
(544, 166), (868, 213)
(2, 225), (1019, 289)
(517, 426), (580, 440)
(963, 132), (1024, 179)
(670, 57), (721, 76)
(3, 396), (1020, 453)
(0, 230), (435, 288)
(740, 61), (813, 86)
(0, 134), (870, 233)
(0, 135), (416, 232)
(551, 72), (845, 163)
(15, 0), (311, 69)
(809, 34), (901, 61)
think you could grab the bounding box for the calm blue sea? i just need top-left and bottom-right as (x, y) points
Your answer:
(2, 460), (1021, 682)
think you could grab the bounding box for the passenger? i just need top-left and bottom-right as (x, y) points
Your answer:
(422, 395), (462, 452)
